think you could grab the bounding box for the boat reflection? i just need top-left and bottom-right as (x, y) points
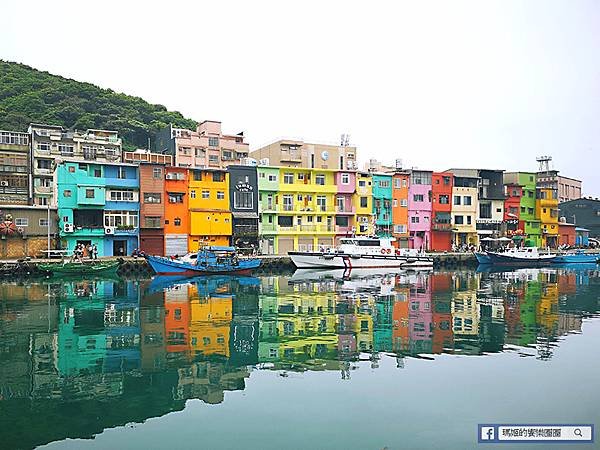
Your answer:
(0, 266), (599, 449)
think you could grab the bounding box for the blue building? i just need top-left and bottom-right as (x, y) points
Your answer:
(56, 161), (140, 257)
(372, 173), (393, 236)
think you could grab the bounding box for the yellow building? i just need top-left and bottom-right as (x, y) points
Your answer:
(271, 167), (338, 253)
(188, 168), (232, 250)
(451, 176), (479, 247)
(355, 172), (374, 235)
(536, 187), (559, 248)
(188, 283), (232, 358)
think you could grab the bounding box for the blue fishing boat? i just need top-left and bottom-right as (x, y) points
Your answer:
(145, 246), (261, 276)
(552, 250), (600, 264)
(474, 252), (492, 264)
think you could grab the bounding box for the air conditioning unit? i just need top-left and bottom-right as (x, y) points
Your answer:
(165, 173), (176, 180)
(240, 157), (257, 166)
(63, 223), (74, 233)
(104, 227), (115, 235)
(0, 181), (8, 186)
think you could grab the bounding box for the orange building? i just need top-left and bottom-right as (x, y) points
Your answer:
(164, 167), (190, 255)
(431, 172), (453, 251)
(164, 287), (191, 357)
(392, 172), (410, 248)
(392, 284), (410, 353)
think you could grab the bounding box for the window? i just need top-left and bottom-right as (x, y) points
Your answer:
(190, 190), (196, 199)
(336, 216), (349, 227)
(278, 215), (293, 227)
(394, 224), (407, 233)
(117, 167), (127, 179)
(145, 216), (161, 228)
(463, 196), (472, 205)
(454, 195), (461, 205)
(37, 142), (51, 153)
(202, 190), (210, 199)
(379, 180), (390, 188)
(316, 195), (327, 212)
(479, 203), (492, 219)
(195, 148), (205, 157)
(15, 218), (28, 227)
(443, 176), (451, 185)
(223, 150), (233, 160)
(283, 173), (294, 184)
(110, 190), (135, 201)
(37, 159), (51, 170)
(307, 216), (313, 223)
(411, 216), (419, 223)
(528, 191), (533, 198)
(401, 199), (407, 207)
(144, 193), (161, 204)
(341, 173), (350, 184)
(298, 173), (305, 181)
(521, 206), (526, 213)
(94, 168), (102, 178)
(39, 218), (49, 227)
(268, 174), (277, 182)
(393, 199), (398, 207)
(85, 189), (95, 199)
(58, 144), (74, 156)
(179, 147), (191, 156)
(439, 195), (449, 204)
(174, 217), (181, 226)
(282, 194), (294, 211)
(64, 190), (72, 197)
(466, 215), (472, 225)
(169, 193), (184, 203)
(82, 146), (97, 160)
(413, 194), (424, 202)
(360, 197), (368, 208)
(208, 154), (219, 164)
(315, 174), (325, 185)
(212, 172), (224, 182)
(208, 137), (219, 147)
(454, 215), (464, 225)
(104, 211), (138, 228)
(528, 208), (534, 215)
(234, 191), (253, 209)
(359, 180), (366, 187)
(217, 191), (225, 200)
(153, 167), (162, 179)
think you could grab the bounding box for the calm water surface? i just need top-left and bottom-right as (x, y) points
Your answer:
(1, 267), (599, 450)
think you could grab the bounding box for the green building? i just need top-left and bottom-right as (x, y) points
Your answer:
(504, 172), (541, 247)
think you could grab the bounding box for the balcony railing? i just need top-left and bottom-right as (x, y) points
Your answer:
(335, 206), (356, 214)
(432, 222), (453, 231)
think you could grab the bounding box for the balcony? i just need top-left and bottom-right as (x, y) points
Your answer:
(34, 185), (52, 195)
(34, 167), (52, 176)
(280, 150), (302, 162)
(335, 206), (355, 214)
(432, 222), (453, 231)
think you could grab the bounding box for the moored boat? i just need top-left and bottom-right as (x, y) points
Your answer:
(474, 252), (492, 264)
(485, 247), (557, 265)
(38, 260), (120, 275)
(552, 250), (600, 264)
(288, 236), (433, 269)
(145, 246), (261, 276)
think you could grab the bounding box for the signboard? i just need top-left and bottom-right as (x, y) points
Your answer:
(236, 181), (253, 192)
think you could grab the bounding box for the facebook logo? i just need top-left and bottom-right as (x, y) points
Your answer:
(479, 425), (498, 443)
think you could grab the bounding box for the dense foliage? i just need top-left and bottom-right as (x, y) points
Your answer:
(0, 60), (197, 150)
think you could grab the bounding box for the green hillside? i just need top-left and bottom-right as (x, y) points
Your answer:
(0, 60), (197, 150)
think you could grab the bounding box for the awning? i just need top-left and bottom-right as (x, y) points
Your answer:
(232, 211), (259, 219)
(477, 230), (494, 235)
(512, 235), (524, 240)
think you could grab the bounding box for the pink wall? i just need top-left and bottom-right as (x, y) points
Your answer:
(336, 172), (356, 194)
(408, 184), (432, 232)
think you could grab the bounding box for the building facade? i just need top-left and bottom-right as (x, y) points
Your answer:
(250, 139), (358, 171)
(536, 170), (582, 203)
(372, 173), (393, 237)
(431, 172), (453, 251)
(392, 172), (410, 248)
(334, 170), (357, 244)
(164, 167), (189, 256)
(536, 187), (559, 248)
(558, 198), (600, 239)
(355, 172), (374, 235)
(56, 161), (139, 257)
(155, 121), (249, 169)
(408, 170), (432, 250)
(29, 124), (122, 207)
(138, 163), (166, 255)
(0, 205), (58, 258)
(188, 168), (231, 251)
(0, 130), (30, 205)
(228, 165), (259, 251)
(503, 182), (522, 236)
(451, 176), (478, 247)
(504, 172), (541, 247)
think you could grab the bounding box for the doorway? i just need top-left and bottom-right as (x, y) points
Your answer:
(113, 240), (127, 256)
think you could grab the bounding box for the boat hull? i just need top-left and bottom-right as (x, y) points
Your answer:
(288, 252), (433, 269)
(145, 255), (260, 275)
(474, 252), (492, 264)
(38, 261), (120, 275)
(486, 252), (557, 266)
(552, 253), (600, 264)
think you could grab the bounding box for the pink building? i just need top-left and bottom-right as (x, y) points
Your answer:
(408, 273), (433, 354)
(335, 171), (357, 241)
(155, 120), (249, 169)
(408, 170), (432, 250)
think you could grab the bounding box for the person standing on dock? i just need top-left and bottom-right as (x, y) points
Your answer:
(92, 244), (98, 260)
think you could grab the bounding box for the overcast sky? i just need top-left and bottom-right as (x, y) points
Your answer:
(2, 0), (599, 194)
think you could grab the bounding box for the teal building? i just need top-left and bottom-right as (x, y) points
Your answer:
(372, 173), (393, 236)
(56, 161), (140, 256)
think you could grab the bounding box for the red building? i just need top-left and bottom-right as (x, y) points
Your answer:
(431, 273), (453, 353)
(504, 183), (522, 235)
(430, 172), (453, 251)
(558, 222), (576, 246)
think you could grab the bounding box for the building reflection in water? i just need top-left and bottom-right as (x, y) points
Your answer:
(0, 266), (599, 448)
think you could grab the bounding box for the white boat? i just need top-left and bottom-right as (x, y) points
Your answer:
(288, 236), (433, 269)
(485, 247), (557, 265)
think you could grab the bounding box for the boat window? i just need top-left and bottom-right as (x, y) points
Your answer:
(340, 239), (356, 245)
(358, 240), (380, 246)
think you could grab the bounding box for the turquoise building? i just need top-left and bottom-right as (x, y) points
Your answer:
(372, 173), (393, 236)
(57, 161), (140, 256)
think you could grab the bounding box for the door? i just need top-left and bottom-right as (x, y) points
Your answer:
(113, 240), (127, 256)
(165, 234), (188, 256)
(140, 234), (164, 256)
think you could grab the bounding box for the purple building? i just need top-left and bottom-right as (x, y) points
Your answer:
(335, 171), (357, 242)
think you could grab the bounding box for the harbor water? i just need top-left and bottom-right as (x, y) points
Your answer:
(1, 266), (599, 450)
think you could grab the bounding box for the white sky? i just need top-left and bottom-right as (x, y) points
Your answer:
(2, 0), (599, 194)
